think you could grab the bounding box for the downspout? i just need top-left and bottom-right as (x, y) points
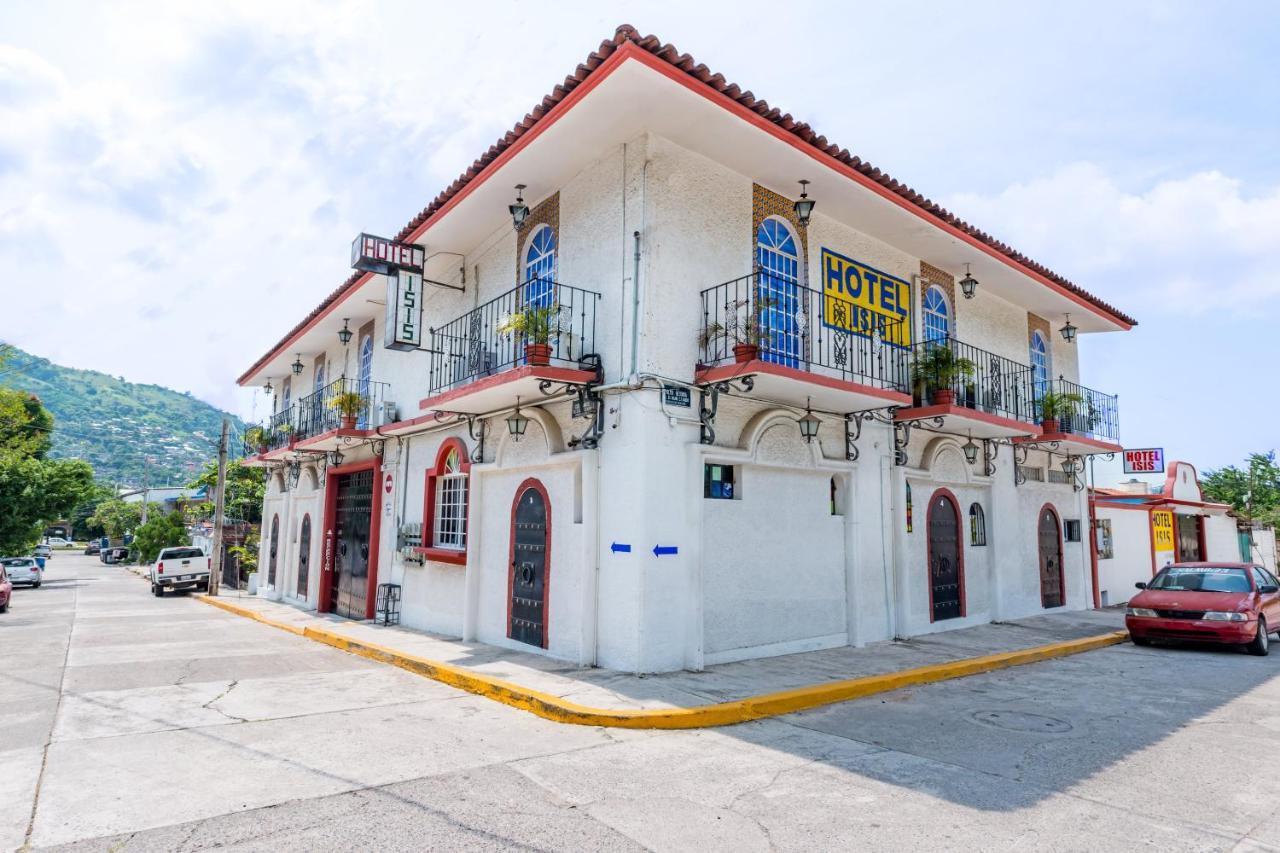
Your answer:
(629, 230), (641, 379)
(1087, 456), (1101, 608)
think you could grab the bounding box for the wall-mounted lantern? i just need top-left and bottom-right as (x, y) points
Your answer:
(963, 432), (979, 464)
(507, 397), (529, 441)
(959, 263), (978, 299)
(509, 184), (530, 229)
(798, 399), (821, 443)
(329, 449), (344, 467)
(291, 354), (304, 375)
(338, 318), (353, 347)
(1059, 313), (1077, 343)
(263, 379), (273, 395)
(793, 180), (815, 227)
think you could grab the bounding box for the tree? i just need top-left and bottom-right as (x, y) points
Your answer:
(0, 456), (94, 554)
(133, 511), (189, 563)
(1203, 452), (1280, 528)
(0, 387), (54, 459)
(87, 498), (147, 540)
(186, 459), (264, 524)
(68, 483), (116, 540)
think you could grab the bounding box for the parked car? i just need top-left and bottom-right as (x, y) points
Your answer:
(1, 557), (43, 589)
(45, 537), (72, 548)
(150, 546), (211, 596)
(84, 541), (101, 556)
(33, 544), (52, 560)
(0, 565), (11, 612)
(1127, 562), (1280, 656)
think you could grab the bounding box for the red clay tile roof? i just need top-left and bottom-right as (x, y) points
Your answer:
(239, 24), (1136, 384)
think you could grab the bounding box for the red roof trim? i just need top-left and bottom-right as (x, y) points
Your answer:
(240, 24), (1136, 385)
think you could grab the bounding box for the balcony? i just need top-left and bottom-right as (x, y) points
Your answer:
(1018, 378), (1121, 455)
(419, 280), (601, 415)
(240, 408), (298, 466)
(291, 377), (392, 452)
(695, 272), (912, 413)
(895, 337), (1039, 439)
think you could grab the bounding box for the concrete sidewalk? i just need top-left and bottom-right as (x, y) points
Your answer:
(198, 589), (1126, 722)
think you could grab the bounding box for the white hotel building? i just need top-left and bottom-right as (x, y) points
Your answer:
(238, 26), (1135, 673)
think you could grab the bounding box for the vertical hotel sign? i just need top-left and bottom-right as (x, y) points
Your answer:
(350, 233), (426, 352)
(820, 248), (912, 347)
(1151, 510), (1176, 568)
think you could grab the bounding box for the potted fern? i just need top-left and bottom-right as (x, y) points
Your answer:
(496, 303), (564, 366)
(910, 345), (975, 406)
(1036, 389), (1084, 434)
(329, 391), (367, 430)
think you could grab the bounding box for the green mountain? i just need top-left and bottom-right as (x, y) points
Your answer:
(1, 345), (245, 487)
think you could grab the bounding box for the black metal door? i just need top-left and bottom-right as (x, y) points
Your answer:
(334, 470), (373, 619)
(297, 514), (311, 599)
(509, 485), (548, 647)
(1039, 508), (1064, 608)
(267, 515), (279, 587)
(1176, 515), (1202, 562)
(929, 495), (962, 621)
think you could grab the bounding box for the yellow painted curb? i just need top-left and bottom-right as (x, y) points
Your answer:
(196, 595), (1128, 729)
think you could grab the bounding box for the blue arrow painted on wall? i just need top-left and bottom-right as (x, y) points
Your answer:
(652, 545), (679, 557)
(610, 542), (632, 553)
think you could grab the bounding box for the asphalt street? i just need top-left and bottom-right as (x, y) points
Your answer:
(3, 553), (1279, 852)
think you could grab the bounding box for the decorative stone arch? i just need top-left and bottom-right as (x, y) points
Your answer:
(919, 437), (974, 485)
(738, 407), (826, 468)
(301, 465), (320, 493)
(494, 406), (564, 467)
(269, 469), (286, 493)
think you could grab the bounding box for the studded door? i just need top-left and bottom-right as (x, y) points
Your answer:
(929, 494), (962, 621)
(1039, 507), (1064, 608)
(267, 515), (279, 587)
(296, 514), (311, 599)
(333, 470), (373, 619)
(509, 484), (548, 647)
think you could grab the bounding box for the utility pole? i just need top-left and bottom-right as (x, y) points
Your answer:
(140, 457), (151, 524)
(208, 419), (229, 597)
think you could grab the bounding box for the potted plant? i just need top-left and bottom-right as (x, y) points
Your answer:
(496, 303), (565, 366)
(244, 425), (267, 454)
(702, 296), (776, 363)
(329, 391), (367, 430)
(1036, 390), (1084, 434)
(273, 421), (294, 446)
(910, 345), (975, 406)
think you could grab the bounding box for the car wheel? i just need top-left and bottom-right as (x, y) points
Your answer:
(0, 601), (7, 613)
(1131, 635), (1151, 647)
(153, 585), (163, 597)
(32, 581), (40, 589)
(1246, 617), (1270, 656)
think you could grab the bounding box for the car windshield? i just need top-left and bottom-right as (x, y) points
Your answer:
(162, 548), (204, 560)
(1149, 567), (1252, 593)
(1, 558), (34, 567)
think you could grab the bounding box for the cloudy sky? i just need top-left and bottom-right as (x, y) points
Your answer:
(1, 1), (1277, 483)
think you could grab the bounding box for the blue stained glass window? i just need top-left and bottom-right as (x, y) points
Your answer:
(923, 286), (950, 342)
(523, 225), (556, 308)
(755, 217), (802, 368)
(1030, 331), (1050, 395)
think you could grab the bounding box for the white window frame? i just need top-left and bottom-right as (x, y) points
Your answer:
(432, 447), (468, 550)
(923, 285), (950, 342)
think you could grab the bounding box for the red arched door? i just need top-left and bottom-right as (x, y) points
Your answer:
(1039, 506), (1064, 608)
(508, 480), (550, 648)
(928, 491), (964, 621)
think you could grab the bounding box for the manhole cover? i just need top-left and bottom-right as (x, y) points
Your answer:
(970, 710), (1072, 733)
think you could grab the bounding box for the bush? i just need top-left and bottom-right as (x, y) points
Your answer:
(133, 512), (189, 564)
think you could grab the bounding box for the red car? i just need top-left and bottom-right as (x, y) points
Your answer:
(0, 565), (10, 613)
(1127, 562), (1280, 655)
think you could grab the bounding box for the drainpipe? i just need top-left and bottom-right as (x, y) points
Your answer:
(1087, 456), (1101, 608)
(629, 230), (641, 380)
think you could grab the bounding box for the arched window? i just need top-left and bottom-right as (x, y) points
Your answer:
(267, 514), (279, 587)
(969, 503), (987, 546)
(523, 224), (556, 308)
(297, 514), (311, 599)
(1030, 331), (1050, 395)
(923, 286), (950, 342)
(423, 438), (470, 563)
(830, 476), (844, 516)
(755, 217), (802, 367)
(313, 363), (325, 393)
(310, 362), (326, 433)
(282, 377), (291, 413)
(905, 482), (914, 533)
(357, 335), (373, 428)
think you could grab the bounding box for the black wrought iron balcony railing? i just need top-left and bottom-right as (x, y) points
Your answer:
(1039, 378), (1119, 443)
(426, 280), (600, 396)
(242, 407), (298, 456)
(908, 336), (1038, 424)
(296, 377), (391, 439)
(698, 271), (911, 391)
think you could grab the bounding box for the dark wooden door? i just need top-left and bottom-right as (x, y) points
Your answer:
(297, 514), (311, 599)
(1176, 515), (1202, 562)
(929, 494), (962, 621)
(267, 515), (279, 586)
(1039, 508), (1064, 608)
(509, 485), (548, 647)
(333, 470), (373, 619)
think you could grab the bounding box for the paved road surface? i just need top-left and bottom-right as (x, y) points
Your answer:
(3, 553), (1279, 851)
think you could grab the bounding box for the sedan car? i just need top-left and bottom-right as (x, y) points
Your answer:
(0, 566), (11, 613)
(0, 557), (43, 589)
(33, 544), (52, 560)
(1127, 563), (1280, 655)
(84, 541), (101, 556)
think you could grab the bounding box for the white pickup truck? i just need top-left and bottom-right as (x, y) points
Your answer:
(150, 546), (211, 596)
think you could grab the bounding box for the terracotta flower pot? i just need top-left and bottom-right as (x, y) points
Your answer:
(931, 388), (955, 406)
(340, 415), (357, 431)
(525, 342), (552, 366)
(257, 445), (268, 455)
(1040, 418), (1059, 434)
(733, 343), (759, 364)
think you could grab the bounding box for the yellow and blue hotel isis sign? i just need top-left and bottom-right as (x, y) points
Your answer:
(821, 248), (912, 348)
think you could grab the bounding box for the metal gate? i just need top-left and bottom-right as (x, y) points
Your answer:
(1039, 507), (1064, 608)
(1176, 515), (1202, 562)
(509, 484), (548, 647)
(333, 470), (373, 619)
(929, 493), (962, 621)
(297, 514), (311, 599)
